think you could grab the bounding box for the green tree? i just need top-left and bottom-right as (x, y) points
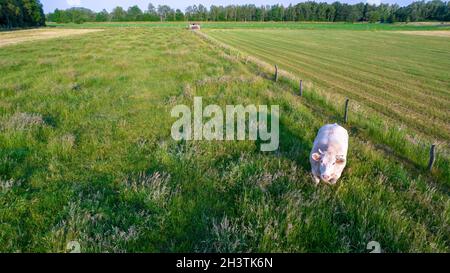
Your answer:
(387, 13), (396, 23)
(175, 9), (184, 21)
(157, 5), (172, 21)
(95, 9), (109, 22)
(143, 3), (159, 21)
(1, 0), (45, 28)
(111, 6), (126, 22)
(127, 5), (143, 21)
(368, 10), (381, 23)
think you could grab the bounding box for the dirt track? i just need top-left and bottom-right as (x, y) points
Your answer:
(0, 28), (103, 48)
(396, 30), (450, 37)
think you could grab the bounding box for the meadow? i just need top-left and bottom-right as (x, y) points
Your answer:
(205, 29), (450, 140)
(0, 24), (449, 252)
(204, 27), (450, 184)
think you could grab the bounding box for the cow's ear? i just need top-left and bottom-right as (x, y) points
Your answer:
(336, 155), (346, 164)
(312, 153), (321, 161)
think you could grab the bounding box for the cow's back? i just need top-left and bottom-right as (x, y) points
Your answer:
(313, 124), (348, 153)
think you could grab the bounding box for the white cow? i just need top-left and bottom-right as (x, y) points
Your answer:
(310, 124), (349, 185)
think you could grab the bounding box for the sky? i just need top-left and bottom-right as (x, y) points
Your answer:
(42, 0), (418, 13)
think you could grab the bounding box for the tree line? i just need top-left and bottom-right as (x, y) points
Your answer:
(46, 1), (450, 25)
(0, 0), (45, 28)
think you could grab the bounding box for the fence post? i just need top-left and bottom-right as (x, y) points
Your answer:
(299, 80), (303, 97)
(274, 65), (279, 82)
(428, 144), (436, 172)
(344, 99), (350, 123)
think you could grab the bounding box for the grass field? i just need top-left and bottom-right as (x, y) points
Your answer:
(0, 25), (449, 253)
(205, 29), (450, 141)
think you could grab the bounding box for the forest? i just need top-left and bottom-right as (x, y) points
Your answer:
(46, 1), (450, 24)
(0, 0), (45, 28)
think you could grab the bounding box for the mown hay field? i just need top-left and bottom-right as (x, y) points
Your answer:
(0, 27), (449, 253)
(205, 29), (450, 141)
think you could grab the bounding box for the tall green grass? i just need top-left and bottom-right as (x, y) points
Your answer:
(0, 28), (449, 253)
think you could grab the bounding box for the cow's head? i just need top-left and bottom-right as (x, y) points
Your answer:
(311, 149), (346, 183)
